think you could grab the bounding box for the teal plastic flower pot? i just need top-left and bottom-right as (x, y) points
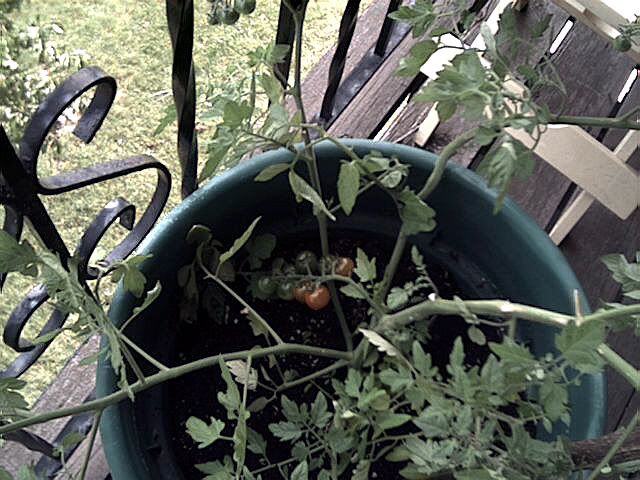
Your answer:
(97, 140), (605, 479)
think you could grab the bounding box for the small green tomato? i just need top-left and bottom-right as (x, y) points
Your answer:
(614, 36), (632, 52)
(295, 250), (318, 273)
(234, 0), (256, 14)
(218, 5), (240, 25)
(257, 276), (277, 296)
(277, 281), (295, 301)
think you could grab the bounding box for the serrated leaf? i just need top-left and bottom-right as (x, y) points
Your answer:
(386, 446), (410, 462)
(110, 255), (151, 298)
(259, 73), (284, 103)
(269, 421), (303, 441)
(247, 396), (271, 413)
(398, 188), (436, 235)
(154, 103), (176, 135)
(396, 40), (438, 77)
(359, 328), (400, 357)
(354, 248), (376, 282)
(338, 161), (360, 215)
(387, 287), (409, 309)
(479, 137), (534, 212)
(246, 427), (267, 455)
(555, 320), (606, 373)
(186, 416), (225, 449)
(0, 230), (36, 275)
(225, 360), (258, 390)
(489, 337), (535, 366)
(218, 217), (261, 268)
(254, 163), (290, 182)
(310, 392), (330, 428)
(196, 459), (234, 479)
(539, 379), (568, 421)
(289, 171), (336, 221)
(340, 284), (366, 299)
(377, 412), (412, 430)
(291, 461), (308, 480)
(218, 357), (241, 416)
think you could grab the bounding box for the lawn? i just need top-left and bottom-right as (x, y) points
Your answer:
(0, 0), (356, 403)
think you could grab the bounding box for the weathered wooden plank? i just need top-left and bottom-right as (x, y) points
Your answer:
(557, 81), (640, 433)
(507, 18), (635, 228)
(0, 336), (100, 474)
(329, 0), (502, 139)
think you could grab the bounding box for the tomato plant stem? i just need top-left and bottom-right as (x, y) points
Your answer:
(0, 343), (352, 436)
(376, 129), (477, 303)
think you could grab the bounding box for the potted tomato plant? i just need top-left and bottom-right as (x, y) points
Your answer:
(2, 1), (639, 479)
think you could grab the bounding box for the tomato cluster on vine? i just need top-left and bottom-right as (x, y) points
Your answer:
(207, 0), (256, 26)
(252, 250), (354, 311)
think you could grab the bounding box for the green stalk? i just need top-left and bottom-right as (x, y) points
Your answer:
(0, 343), (351, 436)
(586, 412), (639, 480)
(375, 129), (478, 303)
(79, 409), (103, 480)
(597, 344), (640, 390)
(287, 0), (353, 351)
(550, 113), (640, 130)
(380, 297), (640, 386)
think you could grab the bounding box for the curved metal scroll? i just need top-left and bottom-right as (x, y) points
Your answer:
(0, 66), (171, 379)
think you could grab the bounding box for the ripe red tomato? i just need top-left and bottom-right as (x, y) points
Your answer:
(293, 284), (311, 304)
(304, 285), (331, 310)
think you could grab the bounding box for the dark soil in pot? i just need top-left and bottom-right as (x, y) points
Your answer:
(150, 229), (502, 479)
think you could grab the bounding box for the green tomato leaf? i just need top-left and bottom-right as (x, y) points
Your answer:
(478, 137), (534, 212)
(387, 287), (409, 309)
(354, 247), (376, 282)
(291, 461), (308, 480)
(186, 416), (225, 449)
(398, 188), (436, 235)
(254, 163), (290, 182)
(555, 320), (606, 373)
(268, 421), (303, 441)
(289, 171), (336, 221)
(337, 160), (360, 215)
(110, 255), (151, 298)
(396, 40), (437, 77)
(340, 284), (366, 299)
(0, 229), (37, 276)
(377, 412), (412, 431)
(218, 217), (261, 268)
(218, 357), (241, 417)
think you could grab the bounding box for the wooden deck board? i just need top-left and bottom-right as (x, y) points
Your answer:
(508, 20), (635, 230)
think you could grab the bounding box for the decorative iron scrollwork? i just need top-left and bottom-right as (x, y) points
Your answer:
(0, 65), (171, 378)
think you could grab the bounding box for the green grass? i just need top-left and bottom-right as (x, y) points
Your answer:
(0, 0), (356, 403)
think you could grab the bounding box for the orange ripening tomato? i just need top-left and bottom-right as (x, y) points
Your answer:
(304, 285), (331, 310)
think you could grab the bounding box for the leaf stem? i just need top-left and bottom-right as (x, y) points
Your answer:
(79, 409), (103, 480)
(275, 359), (348, 392)
(597, 344), (640, 390)
(0, 343), (352, 436)
(375, 129), (477, 303)
(586, 412), (639, 480)
(550, 114), (640, 130)
(119, 333), (169, 372)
